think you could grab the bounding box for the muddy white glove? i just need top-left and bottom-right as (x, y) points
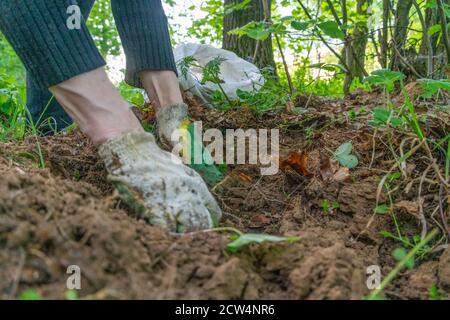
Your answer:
(155, 103), (188, 149)
(98, 131), (222, 232)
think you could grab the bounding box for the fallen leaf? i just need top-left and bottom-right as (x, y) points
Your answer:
(320, 157), (350, 182)
(252, 214), (272, 225)
(238, 173), (253, 183)
(394, 200), (420, 217)
(320, 157), (340, 181)
(280, 151), (310, 176)
(227, 233), (300, 252)
(333, 167), (350, 182)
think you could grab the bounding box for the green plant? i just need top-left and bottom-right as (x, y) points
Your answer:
(118, 81), (145, 107)
(65, 290), (79, 300)
(379, 230), (433, 260)
(392, 247), (415, 269)
(417, 78), (450, 98)
(178, 55), (234, 109)
(0, 72), (26, 141)
(365, 69), (406, 93)
(368, 229), (438, 300)
(19, 289), (42, 300)
(320, 199), (339, 213)
(369, 107), (404, 129)
(333, 141), (358, 169)
(429, 284), (445, 300)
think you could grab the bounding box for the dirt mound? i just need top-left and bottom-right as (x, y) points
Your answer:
(0, 163), (367, 299)
(0, 96), (448, 300)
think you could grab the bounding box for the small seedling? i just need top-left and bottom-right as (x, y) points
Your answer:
(429, 284), (444, 300)
(320, 199), (339, 213)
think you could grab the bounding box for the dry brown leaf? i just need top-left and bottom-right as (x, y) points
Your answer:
(320, 157), (340, 181)
(280, 151), (310, 176)
(320, 157), (350, 182)
(238, 173), (253, 183)
(333, 167), (350, 182)
(394, 200), (420, 217)
(251, 214), (272, 225)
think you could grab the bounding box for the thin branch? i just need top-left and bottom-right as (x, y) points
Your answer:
(295, 0), (350, 72)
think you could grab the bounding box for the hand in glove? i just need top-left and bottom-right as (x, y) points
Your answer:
(99, 131), (222, 232)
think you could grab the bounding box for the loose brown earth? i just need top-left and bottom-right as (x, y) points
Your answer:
(0, 91), (449, 300)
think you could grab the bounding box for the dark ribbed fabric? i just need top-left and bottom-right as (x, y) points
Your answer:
(0, 0), (177, 132)
(25, 0), (96, 132)
(0, 0), (105, 89)
(112, 0), (177, 88)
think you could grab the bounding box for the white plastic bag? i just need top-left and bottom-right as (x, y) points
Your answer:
(174, 43), (264, 105)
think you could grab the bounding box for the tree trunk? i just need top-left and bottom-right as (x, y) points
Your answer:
(223, 0), (276, 72)
(380, 0), (390, 68)
(417, 0), (450, 78)
(390, 0), (413, 71)
(343, 0), (370, 94)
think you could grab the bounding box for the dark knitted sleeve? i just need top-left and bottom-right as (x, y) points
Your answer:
(0, 0), (105, 89)
(111, 0), (177, 88)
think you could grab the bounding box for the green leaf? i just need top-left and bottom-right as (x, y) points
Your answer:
(393, 247), (415, 269)
(227, 233), (300, 252)
(379, 230), (395, 238)
(317, 20), (345, 40)
(19, 289), (42, 300)
(229, 21), (270, 41)
(333, 141), (358, 168)
(291, 21), (309, 31)
(369, 107), (404, 128)
(308, 62), (346, 73)
(375, 204), (390, 215)
(429, 284), (443, 300)
(65, 290), (79, 300)
(428, 24), (441, 36)
(365, 69), (406, 92)
(417, 78), (450, 98)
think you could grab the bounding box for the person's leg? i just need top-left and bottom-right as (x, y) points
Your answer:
(0, 0), (141, 144)
(111, 0), (186, 148)
(0, 0), (221, 231)
(26, 0), (97, 134)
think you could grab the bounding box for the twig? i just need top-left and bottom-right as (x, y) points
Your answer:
(9, 247), (26, 299)
(295, 0), (350, 72)
(439, 183), (450, 238)
(418, 165), (431, 239)
(274, 33), (294, 95)
(360, 138), (426, 237)
(391, 41), (423, 78)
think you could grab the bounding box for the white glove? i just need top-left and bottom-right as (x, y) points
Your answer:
(98, 131), (222, 232)
(155, 103), (188, 149)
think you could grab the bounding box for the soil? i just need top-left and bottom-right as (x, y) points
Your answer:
(0, 91), (449, 300)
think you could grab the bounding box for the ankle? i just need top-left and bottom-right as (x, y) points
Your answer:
(140, 70), (183, 112)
